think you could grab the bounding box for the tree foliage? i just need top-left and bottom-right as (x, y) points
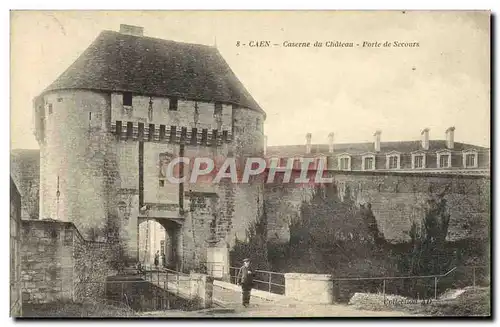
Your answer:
(230, 182), (487, 300)
(104, 213), (128, 273)
(399, 190), (453, 277)
(283, 183), (389, 274)
(230, 200), (270, 271)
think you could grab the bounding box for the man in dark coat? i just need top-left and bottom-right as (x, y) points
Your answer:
(237, 258), (254, 307)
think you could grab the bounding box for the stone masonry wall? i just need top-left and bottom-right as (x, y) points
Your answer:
(11, 149), (40, 220)
(35, 87), (266, 271)
(228, 106), (265, 241)
(265, 171), (490, 243)
(110, 92), (233, 132)
(180, 195), (218, 271)
(140, 105), (266, 271)
(73, 235), (119, 302)
(39, 90), (112, 240)
(21, 220), (117, 304)
(178, 106), (266, 270)
(10, 178), (22, 316)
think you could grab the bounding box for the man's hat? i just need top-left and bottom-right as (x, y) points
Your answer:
(243, 258), (250, 262)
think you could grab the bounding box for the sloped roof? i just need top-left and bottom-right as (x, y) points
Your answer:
(10, 149), (40, 190)
(266, 140), (489, 157)
(38, 30), (264, 115)
(10, 176), (20, 198)
(11, 148), (40, 160)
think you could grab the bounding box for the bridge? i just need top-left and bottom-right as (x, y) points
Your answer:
(105, 264), (488, 317)
(134, 267), (398, 317)
(138, 266), (297, 308)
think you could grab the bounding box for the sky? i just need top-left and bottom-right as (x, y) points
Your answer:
(10, 10), (490, 150)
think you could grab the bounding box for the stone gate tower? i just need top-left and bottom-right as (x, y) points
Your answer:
(33, 25), (265, 272)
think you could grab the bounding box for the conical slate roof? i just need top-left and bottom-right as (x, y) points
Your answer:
(38, 30), (264, 115)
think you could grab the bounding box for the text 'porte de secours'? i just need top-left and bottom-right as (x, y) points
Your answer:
(237, 40), (420, 48)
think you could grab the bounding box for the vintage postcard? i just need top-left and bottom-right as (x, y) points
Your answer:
(10, 10), (491, 318)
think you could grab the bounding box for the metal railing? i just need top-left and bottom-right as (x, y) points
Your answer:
(144, 262), (488, 302)
(229, 266), (285, 294)
(198, 262), (286, 295)
(330, 265), (490, 303)
(81, 279), (192, 312)
(332, 267), (458, 303)
(141, 267), (191, 300)
(455, 265), (490, 289)
(218, 263), (487, 300)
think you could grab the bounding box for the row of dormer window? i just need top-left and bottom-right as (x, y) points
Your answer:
(271, 150), (481, 171)
(337, 150), (479, 171)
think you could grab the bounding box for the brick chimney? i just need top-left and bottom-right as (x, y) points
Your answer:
(305, 133), (312, 154)
(446, 126), (455, 149)
(120, 24), (144, 36)
(328, 133), (335, 153)
(374, 130), (382, 152)
(421, 128), (430, 150)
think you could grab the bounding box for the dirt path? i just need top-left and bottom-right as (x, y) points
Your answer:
(142, 273), (410, 317)
(140, 302), (410, 317)
(233, 303), (409, 317)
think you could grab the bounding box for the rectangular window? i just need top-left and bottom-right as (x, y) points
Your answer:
(201, 129), (208, 144)
(439, 154), (450, 168)
(148, 124), (154, 141)
(159, 125), (166, 140)
(48, 104), (53, 115)
(169, 97), (178, 111)
(181, 127), (188, 140)
(364, 157), (374, 170)
(388, 156), (399, 169)
(214, 102), (223, 115)
(191, 128), (198, 144)
(170, 126), (177, 141)
(340, 157), (350, 170)
(414, 155), (424, 169)
(466, 154), (476, 167)
(212, 129), (218, 146)
(123, 92), (132, 106)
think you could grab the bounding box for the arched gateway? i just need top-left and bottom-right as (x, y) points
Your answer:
(33, 24), (266, 274)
